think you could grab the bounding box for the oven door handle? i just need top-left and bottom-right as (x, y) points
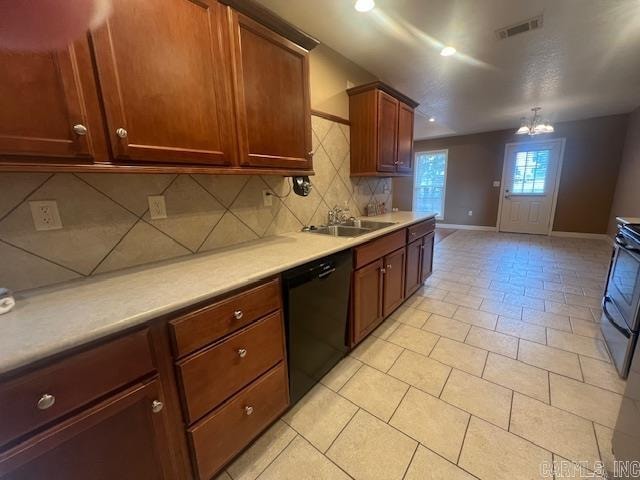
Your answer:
(602, 296), (631, 339)
(615, 234), (640, 253)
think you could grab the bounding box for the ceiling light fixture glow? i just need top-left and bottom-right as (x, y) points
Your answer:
(516, 107), (554, 136)
(428, 117), (436, 122)
(354, 0), (375, 12)
(440, 46), (457, 57)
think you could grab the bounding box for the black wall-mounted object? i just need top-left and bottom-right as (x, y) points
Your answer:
(292, 176), (311, 197)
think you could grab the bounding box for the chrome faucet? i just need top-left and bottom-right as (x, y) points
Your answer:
(327, 205), (355, 226)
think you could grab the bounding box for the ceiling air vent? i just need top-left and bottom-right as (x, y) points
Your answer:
(496, 15), (543, 40)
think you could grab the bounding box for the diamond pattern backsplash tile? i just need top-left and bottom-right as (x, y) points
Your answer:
(0, 115), (392, 292)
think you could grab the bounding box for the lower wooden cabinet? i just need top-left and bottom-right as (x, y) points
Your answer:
(382, 247), (406, 317)
(421, 232), (435, 283)
(352, 259), (384, 345)
(405, 238), (423, 297)
(0, 379), (175, 480)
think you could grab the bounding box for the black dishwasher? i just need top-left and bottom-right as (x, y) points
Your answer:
(282, 249), (353, 405)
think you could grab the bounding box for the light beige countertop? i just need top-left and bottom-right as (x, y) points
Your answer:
(0, 211), (435, 375)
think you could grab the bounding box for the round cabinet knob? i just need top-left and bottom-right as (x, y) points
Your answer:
(244, 405), (254, 416)
(237, 348), (247, 358)
(380, 267), (387, 274)
(116, 128), (128, 139)
(233, 310), (243, 320)
(387, 264), (392, 270)
(73, 124), (88, 136)
(151, 400), (164, 413)
(37, 393), (55, 410)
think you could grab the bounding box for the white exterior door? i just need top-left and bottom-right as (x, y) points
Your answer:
(498, 139), (564, 234)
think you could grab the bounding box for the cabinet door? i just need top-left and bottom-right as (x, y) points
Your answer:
(352, 259), (384, 346)
(0, 40), (103, 161)
(383, 247), (406, 317)
(420, 232), (435, 283)
(405, 238), (423, 297)
(91, 0), (235, 166)
(396, 102), (414, 174)
(0, 380), (175, 480)
(228, 11), (312, 171)
(376, 90), (399, 173)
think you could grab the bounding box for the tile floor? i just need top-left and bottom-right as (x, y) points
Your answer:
(218, 230), (623, 480)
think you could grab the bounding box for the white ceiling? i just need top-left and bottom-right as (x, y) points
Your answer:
(256, 0), (640, 139)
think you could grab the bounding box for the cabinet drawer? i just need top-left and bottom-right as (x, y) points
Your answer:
(354, 229), (406, 269)
(407, 218), (436, 242)
(0, 329), (155, 448)
(170, 278), (281, 358)
(188, 363), (289, 480)
(177, 311), (285, 423)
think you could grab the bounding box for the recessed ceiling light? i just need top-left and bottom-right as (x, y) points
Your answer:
(354, 0), (375, 12)
(440, 46), (457, 57)
(428, 117), (436, 122)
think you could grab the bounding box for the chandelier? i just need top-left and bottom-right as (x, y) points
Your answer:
(516, 107), (554, 136)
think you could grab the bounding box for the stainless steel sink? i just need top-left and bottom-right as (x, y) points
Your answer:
(309, 225), (373, 237)
(306, 220), (396, 238)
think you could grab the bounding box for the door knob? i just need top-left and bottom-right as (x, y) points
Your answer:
(73, 124), (87, 136)
(116, 128), (128, 139)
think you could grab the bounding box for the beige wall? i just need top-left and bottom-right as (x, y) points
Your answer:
(309, 44), (376, 119)
(395, 114), (629, 233)
(608, 107), (640, 235)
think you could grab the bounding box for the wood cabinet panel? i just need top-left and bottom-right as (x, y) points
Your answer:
(396, 102), (415, 174)
(354, 229), (406, 269)
(376, 90), (399, 173)
(407, 218), (436, 243)
(170, 278), (281, 358)
(383, 247), (406, 317)
(421, 232), (435, 283)
(0, 40), (104, 162)
(189, 363), (289, 480)
(228, 11), (312, 171)
(352, 259), (384, 345)
(91, 0), (235, 166)
(177, 311), (285, 423)
(0, 380), (175, 480)
(405, 239), (423, 297)
(0, 329), (155, 448)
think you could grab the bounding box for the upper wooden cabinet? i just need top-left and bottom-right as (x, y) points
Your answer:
(0, 41), (106, 164)
(348, 81), (419, 177)
(0, 0), (316, 175)
(228, 11), (312, 171)
(91, 0), (236, 167)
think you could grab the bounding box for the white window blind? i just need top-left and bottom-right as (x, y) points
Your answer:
(413, 150), (447, 219)
(512, 149), (550, 194)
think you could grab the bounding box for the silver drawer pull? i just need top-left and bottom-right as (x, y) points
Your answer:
(37, 393), (55, 410)
(73, 124), (87, 136)
(237, 348), (247, 358)
(151, 400), (164, 413)
(234, 310), (243, 320)
(244, 405), (254, 416)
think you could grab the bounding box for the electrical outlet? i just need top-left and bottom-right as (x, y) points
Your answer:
(148, 195), (167, 220)
(468, 210), (473, 216)
(262, 190), (273, 207)
(30, 200), (62, 231)
(493, 180), (501, 187)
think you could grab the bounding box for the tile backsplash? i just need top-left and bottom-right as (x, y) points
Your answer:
(0, 115), (392, 292)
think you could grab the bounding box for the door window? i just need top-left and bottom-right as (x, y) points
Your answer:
(413, 150), (447, 219)
(512, 149), (550, 195)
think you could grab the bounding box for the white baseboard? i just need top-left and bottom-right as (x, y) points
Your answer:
(550, 231), (609, 240)
(437, 223), (497, 232)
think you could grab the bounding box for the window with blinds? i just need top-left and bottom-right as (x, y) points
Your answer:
(512, 149), (550, 194)
(413, 150), (447, 219)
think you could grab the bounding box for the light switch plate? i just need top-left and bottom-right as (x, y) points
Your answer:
(493, 180), (501, 187)
(30, 200), (62, 231)
(148, 195), (167, 220)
